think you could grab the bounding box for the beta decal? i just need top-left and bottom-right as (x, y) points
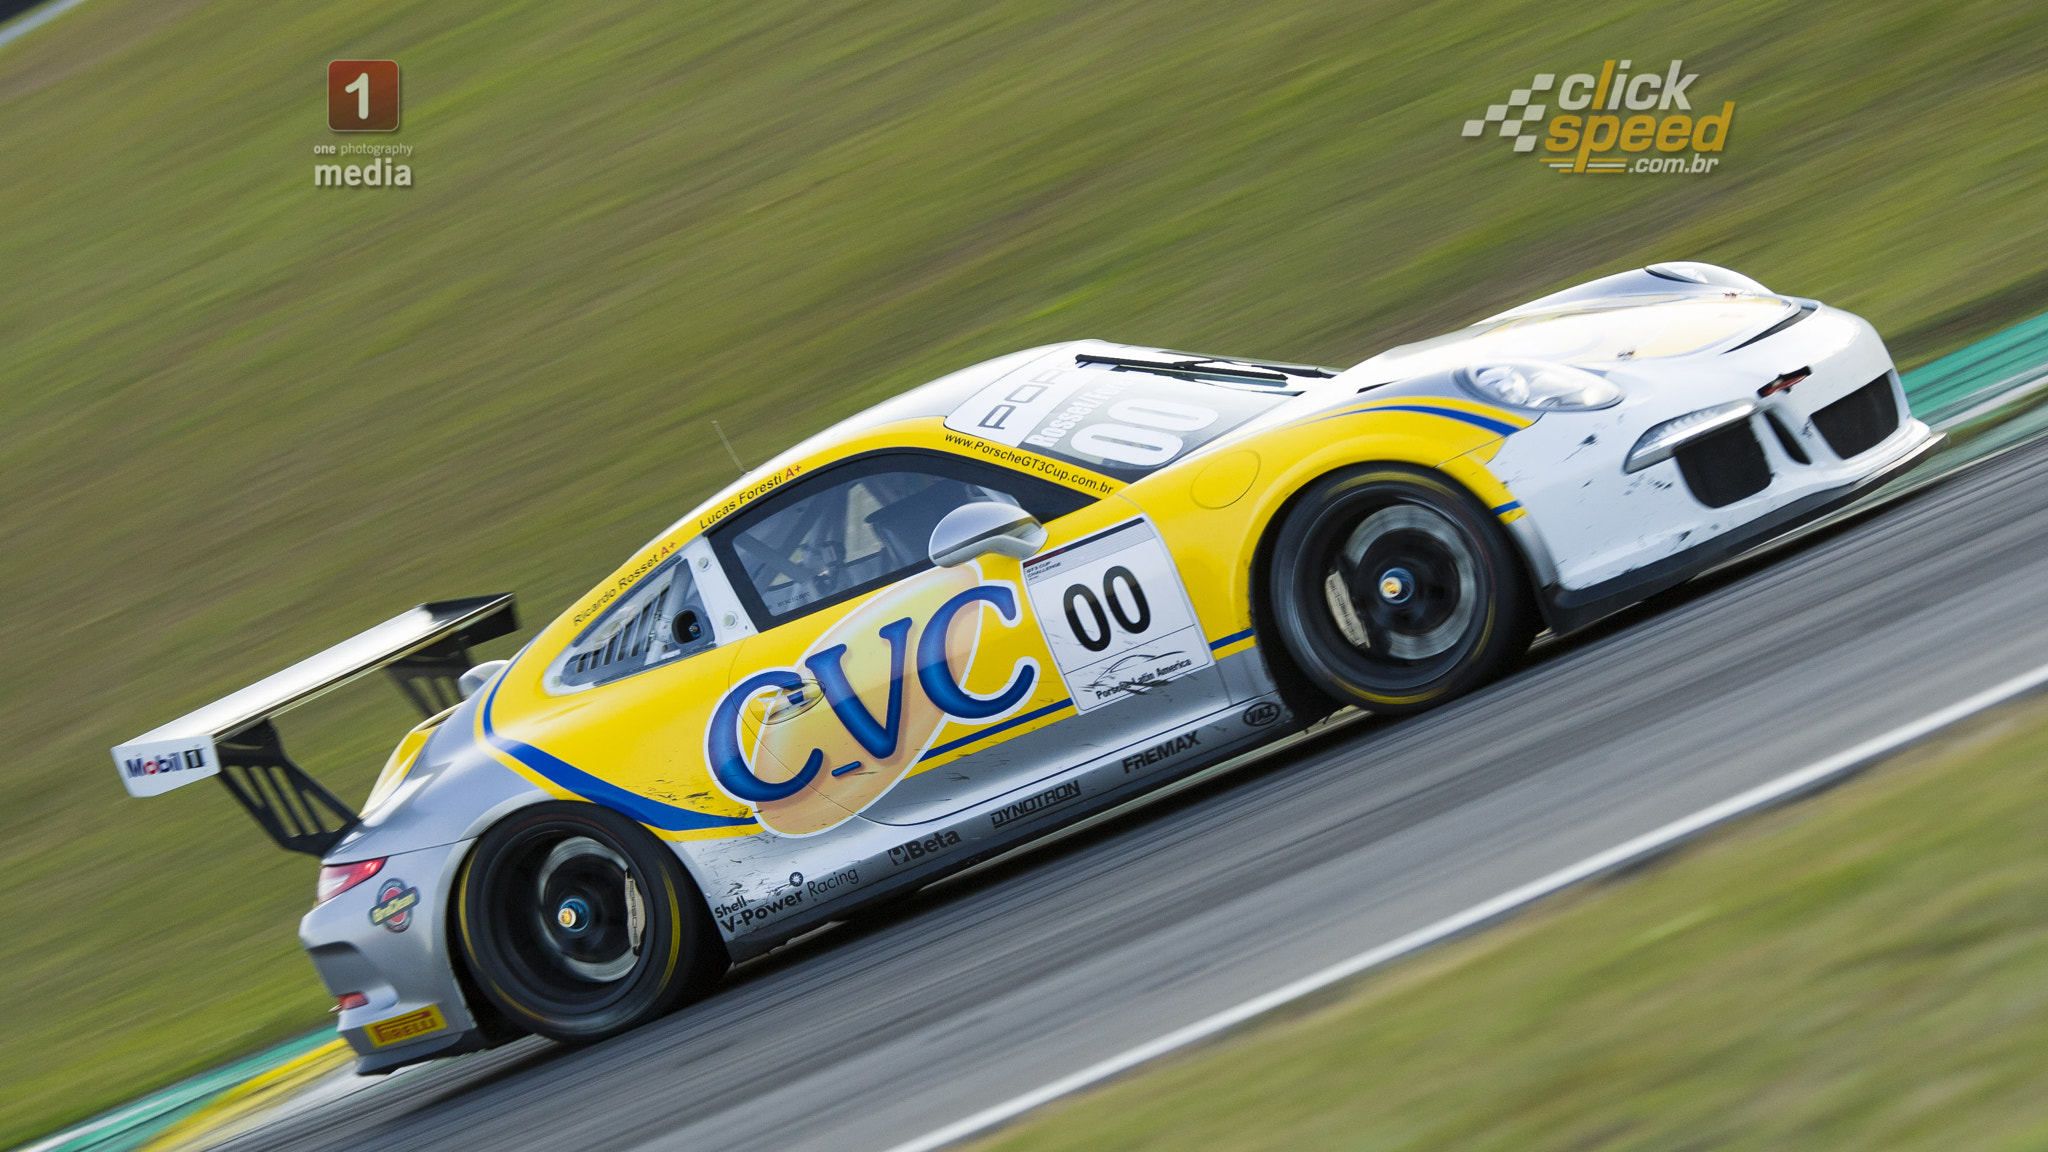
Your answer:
(888, 829), (961, 867)
(1021, 518), (1212, 711)
(369, 879), (419, 932)
(705, 564), (1040, 836)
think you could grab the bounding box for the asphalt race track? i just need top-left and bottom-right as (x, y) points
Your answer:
(221, 433), (2048, 1152)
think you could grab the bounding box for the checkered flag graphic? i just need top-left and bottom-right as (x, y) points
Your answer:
(1462, 74), (1553, 153)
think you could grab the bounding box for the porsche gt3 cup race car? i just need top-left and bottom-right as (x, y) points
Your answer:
(113, 261), (1939, 1071)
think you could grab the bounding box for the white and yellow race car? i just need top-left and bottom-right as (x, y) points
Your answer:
(113, 262), (1937, 1070)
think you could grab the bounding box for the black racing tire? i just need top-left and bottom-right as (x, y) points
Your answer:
(456, 802), (725, 1043)
(1267, 464), (1535, 716)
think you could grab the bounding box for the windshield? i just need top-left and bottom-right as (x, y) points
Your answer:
(944, 359), (1292, 479)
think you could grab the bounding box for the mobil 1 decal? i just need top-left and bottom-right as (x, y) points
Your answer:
(1022, 517), (1211, 712)
(944, 360), (1286, 479)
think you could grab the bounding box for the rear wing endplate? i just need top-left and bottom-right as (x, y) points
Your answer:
(110, 594), (518, 855)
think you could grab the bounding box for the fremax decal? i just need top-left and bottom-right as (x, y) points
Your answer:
(705, 565), (1040, 836)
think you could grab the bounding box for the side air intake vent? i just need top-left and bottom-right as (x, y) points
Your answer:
(550, 555), (716, 691)
(1675, 420), (1772, 508)
(1811, 375), (1899, 460)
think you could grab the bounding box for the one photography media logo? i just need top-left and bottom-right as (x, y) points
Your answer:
(1461, 59), (1735, 175)
(328, 60), (399, 131)
(314, 59), (413, 188)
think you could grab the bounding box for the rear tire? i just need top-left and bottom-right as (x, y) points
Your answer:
(456, 802), (725, 1043)
(1267, 465), (1534, 716)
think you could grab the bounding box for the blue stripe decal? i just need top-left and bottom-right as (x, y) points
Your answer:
(1318, 403), (1521, 438)
(1492, 500), (1522, 515)
(480, 679), (756, 832)
(918, 698), (1074, 762)
(1209, 628), (1255, 650)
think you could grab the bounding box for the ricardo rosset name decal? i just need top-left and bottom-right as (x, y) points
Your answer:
(705, 563), (1041, 837)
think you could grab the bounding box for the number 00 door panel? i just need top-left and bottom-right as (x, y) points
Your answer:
(1020, 517), (1212, 710)
(858, 514), (1233, 827)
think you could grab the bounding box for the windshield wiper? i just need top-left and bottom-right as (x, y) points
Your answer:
(1075, 352), (1337, 384)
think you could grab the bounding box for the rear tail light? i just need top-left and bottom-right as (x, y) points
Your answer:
(334, 992), (369, 1013)
(316, 858), (386, 904)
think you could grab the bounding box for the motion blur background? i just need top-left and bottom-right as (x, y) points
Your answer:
(0, 0), (2042, 1143)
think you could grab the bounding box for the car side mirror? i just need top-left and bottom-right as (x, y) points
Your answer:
(457, 660), (509, 700)
(928, 502), (1047, 567)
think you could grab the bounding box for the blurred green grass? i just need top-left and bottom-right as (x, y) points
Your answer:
(0, 0), (2042, 1143)
(973, 695), (2048, 1152)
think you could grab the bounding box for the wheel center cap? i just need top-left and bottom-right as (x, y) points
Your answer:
(556, 897), (591, 933)
(1378, 567), (1414, 604)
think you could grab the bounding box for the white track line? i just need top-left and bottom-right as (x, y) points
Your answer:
(882, 657), (2048, 1152)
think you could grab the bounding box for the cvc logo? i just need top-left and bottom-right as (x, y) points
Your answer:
(1462, 60), (1735, 175)
(704, 566), (1039, 837)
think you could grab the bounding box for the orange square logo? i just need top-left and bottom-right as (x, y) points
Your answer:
(328, 60), (400, 132)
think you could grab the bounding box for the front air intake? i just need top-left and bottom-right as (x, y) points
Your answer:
(1811, 375), (1899, 460)
(1675, 420), (1772, 508)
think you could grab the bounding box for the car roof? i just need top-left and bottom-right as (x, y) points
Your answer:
(664, 339), (1347, 539)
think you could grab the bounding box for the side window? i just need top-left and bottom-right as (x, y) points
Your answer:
(547, 554), (715, 691)
(714, 452), (1091, 627)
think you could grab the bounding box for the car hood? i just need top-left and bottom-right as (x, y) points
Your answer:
(1339, 294), (1805, 389)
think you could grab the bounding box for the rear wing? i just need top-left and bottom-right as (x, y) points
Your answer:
(111, 594), (518, 855)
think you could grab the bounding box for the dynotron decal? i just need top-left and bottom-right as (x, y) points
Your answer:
(705, 564), (1040, 836)
(1021, 518), (1212, 712)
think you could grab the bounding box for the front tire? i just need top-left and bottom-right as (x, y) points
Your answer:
(1268, 465), (1534, 716)
(456, 802), (725, 1043)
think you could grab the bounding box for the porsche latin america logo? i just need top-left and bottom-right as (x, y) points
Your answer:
(1462, 59), (1735, 175)
(705, 564), (1039, 837)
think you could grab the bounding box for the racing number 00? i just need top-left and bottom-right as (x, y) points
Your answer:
(1022, 515), (1213, 713)
(1070, 399), (1218, 468)
(1062, 566), (1151, 652)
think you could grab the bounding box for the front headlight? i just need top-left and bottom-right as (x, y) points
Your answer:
(1458, 362), (1623, 411)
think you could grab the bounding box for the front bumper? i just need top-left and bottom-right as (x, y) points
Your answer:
(1538, 419), (1942, 632)
(300, 838), (488, 1073)
(1483, 302), (1941, 631)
